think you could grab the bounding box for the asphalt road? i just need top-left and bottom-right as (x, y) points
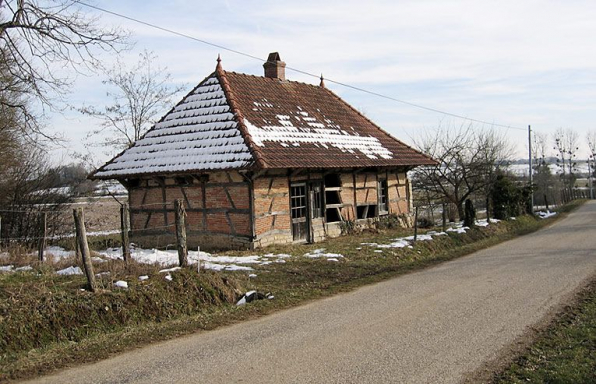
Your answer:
(28, 201), (596, 384)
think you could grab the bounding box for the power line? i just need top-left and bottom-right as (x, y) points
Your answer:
(74, 1), (526, 131)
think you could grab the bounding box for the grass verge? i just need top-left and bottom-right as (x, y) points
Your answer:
(0, 201), (583, 382)
(493, 277), (596, 383)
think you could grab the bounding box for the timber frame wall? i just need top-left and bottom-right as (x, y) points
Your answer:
(123, 167), (412, 251)
(127, 170), (252, 250)
(249, 167), (412, 248)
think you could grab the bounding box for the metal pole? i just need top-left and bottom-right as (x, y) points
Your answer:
(589, 158), (594, 200)
(528, 125), (534, 214)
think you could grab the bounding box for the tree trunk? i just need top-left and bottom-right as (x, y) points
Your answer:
(456, 202), (465, 222)
(464, 199), (476, 227)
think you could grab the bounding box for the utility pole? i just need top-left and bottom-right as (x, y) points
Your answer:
(528, 125), (534, 214)
(589, 156), (594, 200)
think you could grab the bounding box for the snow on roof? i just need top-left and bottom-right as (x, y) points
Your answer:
(92, 61), (436, 180)
(92, 75), (254, 179)
(224, 71), (437, 169)
(244, 107), (393, 160)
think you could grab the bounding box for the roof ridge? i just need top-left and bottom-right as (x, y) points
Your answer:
(224, 70), (323, 88)
(218, 68), (268, 169)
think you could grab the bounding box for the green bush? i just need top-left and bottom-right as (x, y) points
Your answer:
(491, 174), (531, 220)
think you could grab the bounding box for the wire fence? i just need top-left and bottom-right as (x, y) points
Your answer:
(0, 189), (593, 258)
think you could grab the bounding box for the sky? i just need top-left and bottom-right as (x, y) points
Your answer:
(48, 0), (596, 166)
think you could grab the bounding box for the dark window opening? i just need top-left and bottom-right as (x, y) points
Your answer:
(357, 204), (378, 219)
(175, 176), (192, 186)
(325, 190), (341, 205)
(324, 173), (341, 188)
(126, 178), (141, 188)
(378, 179), (388, 213)
(326, 207), (342, 222)
(366, 204), (377, 218)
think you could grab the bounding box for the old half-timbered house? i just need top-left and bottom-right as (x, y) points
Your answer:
(91, 53), (436, 250)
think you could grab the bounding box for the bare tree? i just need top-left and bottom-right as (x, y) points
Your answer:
(553, 128), (579, 188)
(80, 50), (185, 151)
(588, 131), (596, 163)
(0, 0), (127, 108)
(413, 124), (512, 220)
(475, 128), (514, 216)
(531, 131), (556, 206)
(588, 130), (596, 184)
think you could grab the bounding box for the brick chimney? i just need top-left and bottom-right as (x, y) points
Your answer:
(263, 52), (286, 80)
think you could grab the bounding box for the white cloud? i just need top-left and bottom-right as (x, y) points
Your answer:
(48, 0), (596, 163)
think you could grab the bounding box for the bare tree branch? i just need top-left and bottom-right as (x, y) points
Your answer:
(412, 124), (513, 220)
(80, 50), (185, 153)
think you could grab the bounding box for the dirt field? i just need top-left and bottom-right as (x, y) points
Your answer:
(60, 196), (124, 234)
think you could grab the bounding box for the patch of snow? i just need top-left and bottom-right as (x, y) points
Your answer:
(426, 231), (447, 236)
(44, 246), (75, 260)
(15, 266), (33, 271)
(248, 274), (257, 278)
(446, 227), (469, 234)
(0, 265), (14, 272)
(159, 266), (182, 273)
(114, 280), (128, 289)
(164, 274), (173, 281)
(404, 234), (433, 241)
(537, 210), (557, 219)
(56, 266), (83, 276)
(139, 275), (149, 281)
(378, 240), (410, 248)
(304, 248), (344, 259)
(236, 290), (257, 306)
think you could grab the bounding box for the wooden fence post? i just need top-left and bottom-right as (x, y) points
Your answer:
(175, 199), (188, 267)
(120, 203), (131, 264)
(37, 212), (47, 262)
(73, 208), (97, 292)
(413, 206), (419, 243)
(441, 203), (447, 232)
(75, 236), (82, 262)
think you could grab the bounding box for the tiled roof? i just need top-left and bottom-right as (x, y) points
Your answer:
(224, 71), (436, 169)
(92, 60), (435, 179)
(91, 74), (254, 179)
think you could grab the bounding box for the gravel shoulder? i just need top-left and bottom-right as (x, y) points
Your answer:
(27, 202), (596, 384)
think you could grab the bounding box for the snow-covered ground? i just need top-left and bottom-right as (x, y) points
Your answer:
(0, 214), (553, 280)
(362, 219), (498, 249)
(537, 210), (557, 219)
